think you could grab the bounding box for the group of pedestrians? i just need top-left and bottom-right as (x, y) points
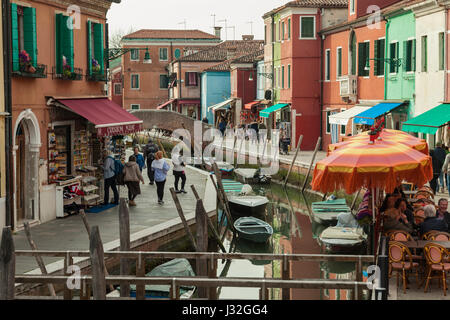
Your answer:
(430, 143), (450, 195)
(103, 138), (188, 207)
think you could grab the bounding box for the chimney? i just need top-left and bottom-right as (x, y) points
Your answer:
(214, 26), (222, 40)
(242, 35), (254, 41)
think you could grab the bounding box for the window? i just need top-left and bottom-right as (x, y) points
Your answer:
(130, 49), (139, 61)
(390, 42), (399, 73)
(358, 41), (369, 77)
(350, 32), (357, 75)
(300, 16), (315, 39)
(174, 48), (181, 59)
(326, 111), (331, 134)
(421, 35), (427, 72)
(264, 25), (267, 44)
(439, 32), (445, 71)
(374, 39), (385, 76)
(131, 74), (139, 89)
(282, 21), (285, 40)
(278, 68), (281, 88)
(159, 47), (168, 61)
(288, 64), (291, 89)
(403, 39), (415, 73)
(185, 72), (198, 86)
(325, 49), (330, 81)
(55, 13), (74, 74)
(87, 21), (104, 76)
(160, 74), (169, 89)
(288, 19), (291, 40)
(279, 21), (281, 41)
(131, 104), (140, 110)
(337, 47), (342, 78)
(114, 83), (122, 95)
(341, 109), (346, 135)
(350, 0), (355, 14)
(282, 66), (285, 88)
(11, 4), (37, 72)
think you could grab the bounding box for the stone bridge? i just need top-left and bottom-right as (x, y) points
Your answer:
(130, 109), (212, 137)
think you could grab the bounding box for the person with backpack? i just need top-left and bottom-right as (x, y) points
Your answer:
(103, 150), (119, 206)
(151, 151), (170, 205)
(123, 155), (145, 206)
(133, 147), (146, 172)
(143, 139), (159, 185)
(172, 149), (187, 194)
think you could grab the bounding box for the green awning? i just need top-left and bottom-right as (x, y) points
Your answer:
(259, 103), (289, 118)
(402, 104), (450, 134)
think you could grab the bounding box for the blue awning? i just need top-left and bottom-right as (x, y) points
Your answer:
(259, 103), (289, 118)
(353, 102), (404, 125)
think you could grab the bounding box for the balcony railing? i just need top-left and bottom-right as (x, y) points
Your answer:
(52, 66), (83, 81)
(86, 71), (107, 82)
(13, 63), (47, 78)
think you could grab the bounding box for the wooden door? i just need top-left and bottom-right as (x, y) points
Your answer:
(16, 133), (25, 222)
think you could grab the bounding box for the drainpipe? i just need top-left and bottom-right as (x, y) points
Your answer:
(445, 8), (448, 102)
(3, 0), (13, 228)
(384, 20), (390, 101)
(178, 60), (182, 113)
(320, 33), (324, 151)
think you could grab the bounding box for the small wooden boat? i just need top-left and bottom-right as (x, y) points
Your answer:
(228, 195), (269, 217)
(234, 168), (271, 184)
(234, 216), (273, 243)
(319, 226), (367, 254)
(206, 161), (234, 177)
(311, 198), (351, 225)
(108, 258), (196, 299)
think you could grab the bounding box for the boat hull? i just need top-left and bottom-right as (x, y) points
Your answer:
(234, 217), (273, 243)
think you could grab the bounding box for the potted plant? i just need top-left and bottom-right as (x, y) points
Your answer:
(62, 55), (72, 78)
(19, 50), (36, 73)
(92, 58), (101, 73)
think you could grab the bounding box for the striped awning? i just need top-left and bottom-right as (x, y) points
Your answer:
(208, 98), (235, 112)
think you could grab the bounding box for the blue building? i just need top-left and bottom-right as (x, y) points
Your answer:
(201, 67), (231, 124)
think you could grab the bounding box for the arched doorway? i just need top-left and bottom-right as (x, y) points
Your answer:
(349, 30), (357, 76)
(13, 109), (41, 227)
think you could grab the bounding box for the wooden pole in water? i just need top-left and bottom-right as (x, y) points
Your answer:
(170, 188), (198, 251)
(0, 227), (15, 300)
(119, 199), (131, 298)
(301, 137), (321, 193)
(190, 185), (227, 253)
(23, 222), (56, 297)
(211, 163), (235, 230)
(209, 174), (228, 235)
(89, 226), (106, 300)
(195, 199), (209, 299)
(79, 210), (114, 292)
(284, 135), (303, 187)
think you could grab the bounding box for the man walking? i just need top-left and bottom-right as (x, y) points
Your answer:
(103, 150), (119, 206)
(430, 149), (443, 194)
(133, 147), (145, 172)
(143, 139), (159, 185)
(434, 143), (447, 192)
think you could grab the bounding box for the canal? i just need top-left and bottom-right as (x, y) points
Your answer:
(216, 182), (368, 300)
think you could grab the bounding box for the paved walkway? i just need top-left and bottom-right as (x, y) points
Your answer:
(13, 160), (213, 275)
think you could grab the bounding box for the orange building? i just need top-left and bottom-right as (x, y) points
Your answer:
(120, 29), (220, 111)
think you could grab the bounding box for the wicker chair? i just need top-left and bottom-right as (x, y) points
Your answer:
(423, 243), (450, 296)
(388, 240), (420, 294)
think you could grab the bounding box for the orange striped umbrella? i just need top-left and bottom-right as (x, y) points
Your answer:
(312, 139), (433, 194)
(328, 129), (428, 156)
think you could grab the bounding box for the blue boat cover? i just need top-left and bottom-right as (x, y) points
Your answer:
(353, 103), (403, 125)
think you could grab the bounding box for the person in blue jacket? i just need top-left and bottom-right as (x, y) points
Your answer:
(133, 146), (146, 172)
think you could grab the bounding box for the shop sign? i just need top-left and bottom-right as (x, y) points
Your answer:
(97, 123), (143, 137)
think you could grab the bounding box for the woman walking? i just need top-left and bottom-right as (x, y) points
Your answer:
(152, 151), (170, 204)
(123, 155), (145, 206)
(172, 150), (187, 194)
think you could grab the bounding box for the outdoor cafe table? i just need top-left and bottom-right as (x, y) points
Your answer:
(403, 240), (450, 249)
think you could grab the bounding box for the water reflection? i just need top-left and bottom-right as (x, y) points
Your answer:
(217, 182), (363, 300)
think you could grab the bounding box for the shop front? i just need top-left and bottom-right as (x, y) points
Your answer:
(259, 103), (291, 142)
(47, 97), (143, 217)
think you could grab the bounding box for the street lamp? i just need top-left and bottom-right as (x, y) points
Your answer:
(143, 48), (152, 64)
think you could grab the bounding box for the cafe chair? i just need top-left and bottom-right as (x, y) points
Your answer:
(388, 240), (420, 294)
(423, 243), (450, 296)
(430, 232), (450, 241)
(422, 230), (440, 240)
(388, 230), (413, 242)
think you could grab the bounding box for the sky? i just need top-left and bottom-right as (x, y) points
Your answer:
(106, 0), (288, 41)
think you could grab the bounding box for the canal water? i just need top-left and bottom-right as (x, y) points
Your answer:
(217, 182), (368, 300)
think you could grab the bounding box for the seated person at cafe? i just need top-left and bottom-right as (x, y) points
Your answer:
(380, 194), (397, 215)
(382, 197), (414, 234)
(395, 198), (416, 228)
(436, 198), (450, 232)
(419, 204), (449, 237)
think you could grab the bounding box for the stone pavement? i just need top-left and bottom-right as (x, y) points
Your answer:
(13, 160), (213, 275)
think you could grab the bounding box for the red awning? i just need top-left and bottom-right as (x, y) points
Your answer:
(57, 98), (144, 137)
(244, 101), (261, 110)
(157, 99), (176, 110)
(178, 99), (200, 105)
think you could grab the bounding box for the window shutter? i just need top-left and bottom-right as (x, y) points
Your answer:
(11, 3), (19, 72)
(23, 7), (37, 67)
(87, 21), (92, 75)
(412, 39), (416, 72)
(379, 39), (385, 76)
(374, 40), (379, 76)
(60, 15), (74, 72)
(403, 41), (408, 72)
(396, 42), (399, 73)
(94, 23), (104, 73)
(55, 13), (63, 74)
(358, 42), (365, 76)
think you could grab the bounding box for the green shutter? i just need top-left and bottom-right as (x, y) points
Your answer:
(379, 39), (385, 76)
(439, 33), (444, 71)
(365, 42), (369, 76)
(94, 23), (104, 73)
(288, 65), (291, 88)
(412, 39), (416, 72)
(55, 13), (62, 74)
(23, 7), (37, 67)
(337, 48), (342, 77)
(288, 19), (291, 39)
(358, 42), (365, 76)
(11, 4), (19, 71)
(87, 21), (92, 75)
(351, 37), (356, 75)
(403, 41), (408, 72)
(374, 40), (379, 76)
(66, 16), (74, 72)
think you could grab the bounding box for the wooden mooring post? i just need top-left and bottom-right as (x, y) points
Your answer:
(195, 199), (209, 299)
(284, 135), (303, 187)
(170, 187), (198, 251)
(89, 226), (106, 300)
(211, 162), (235, 230)
(301, 137), (322, 193)
(0, 227), (15, 300)
(23, 222), (56, 297)
(119, 199), (131, 298)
